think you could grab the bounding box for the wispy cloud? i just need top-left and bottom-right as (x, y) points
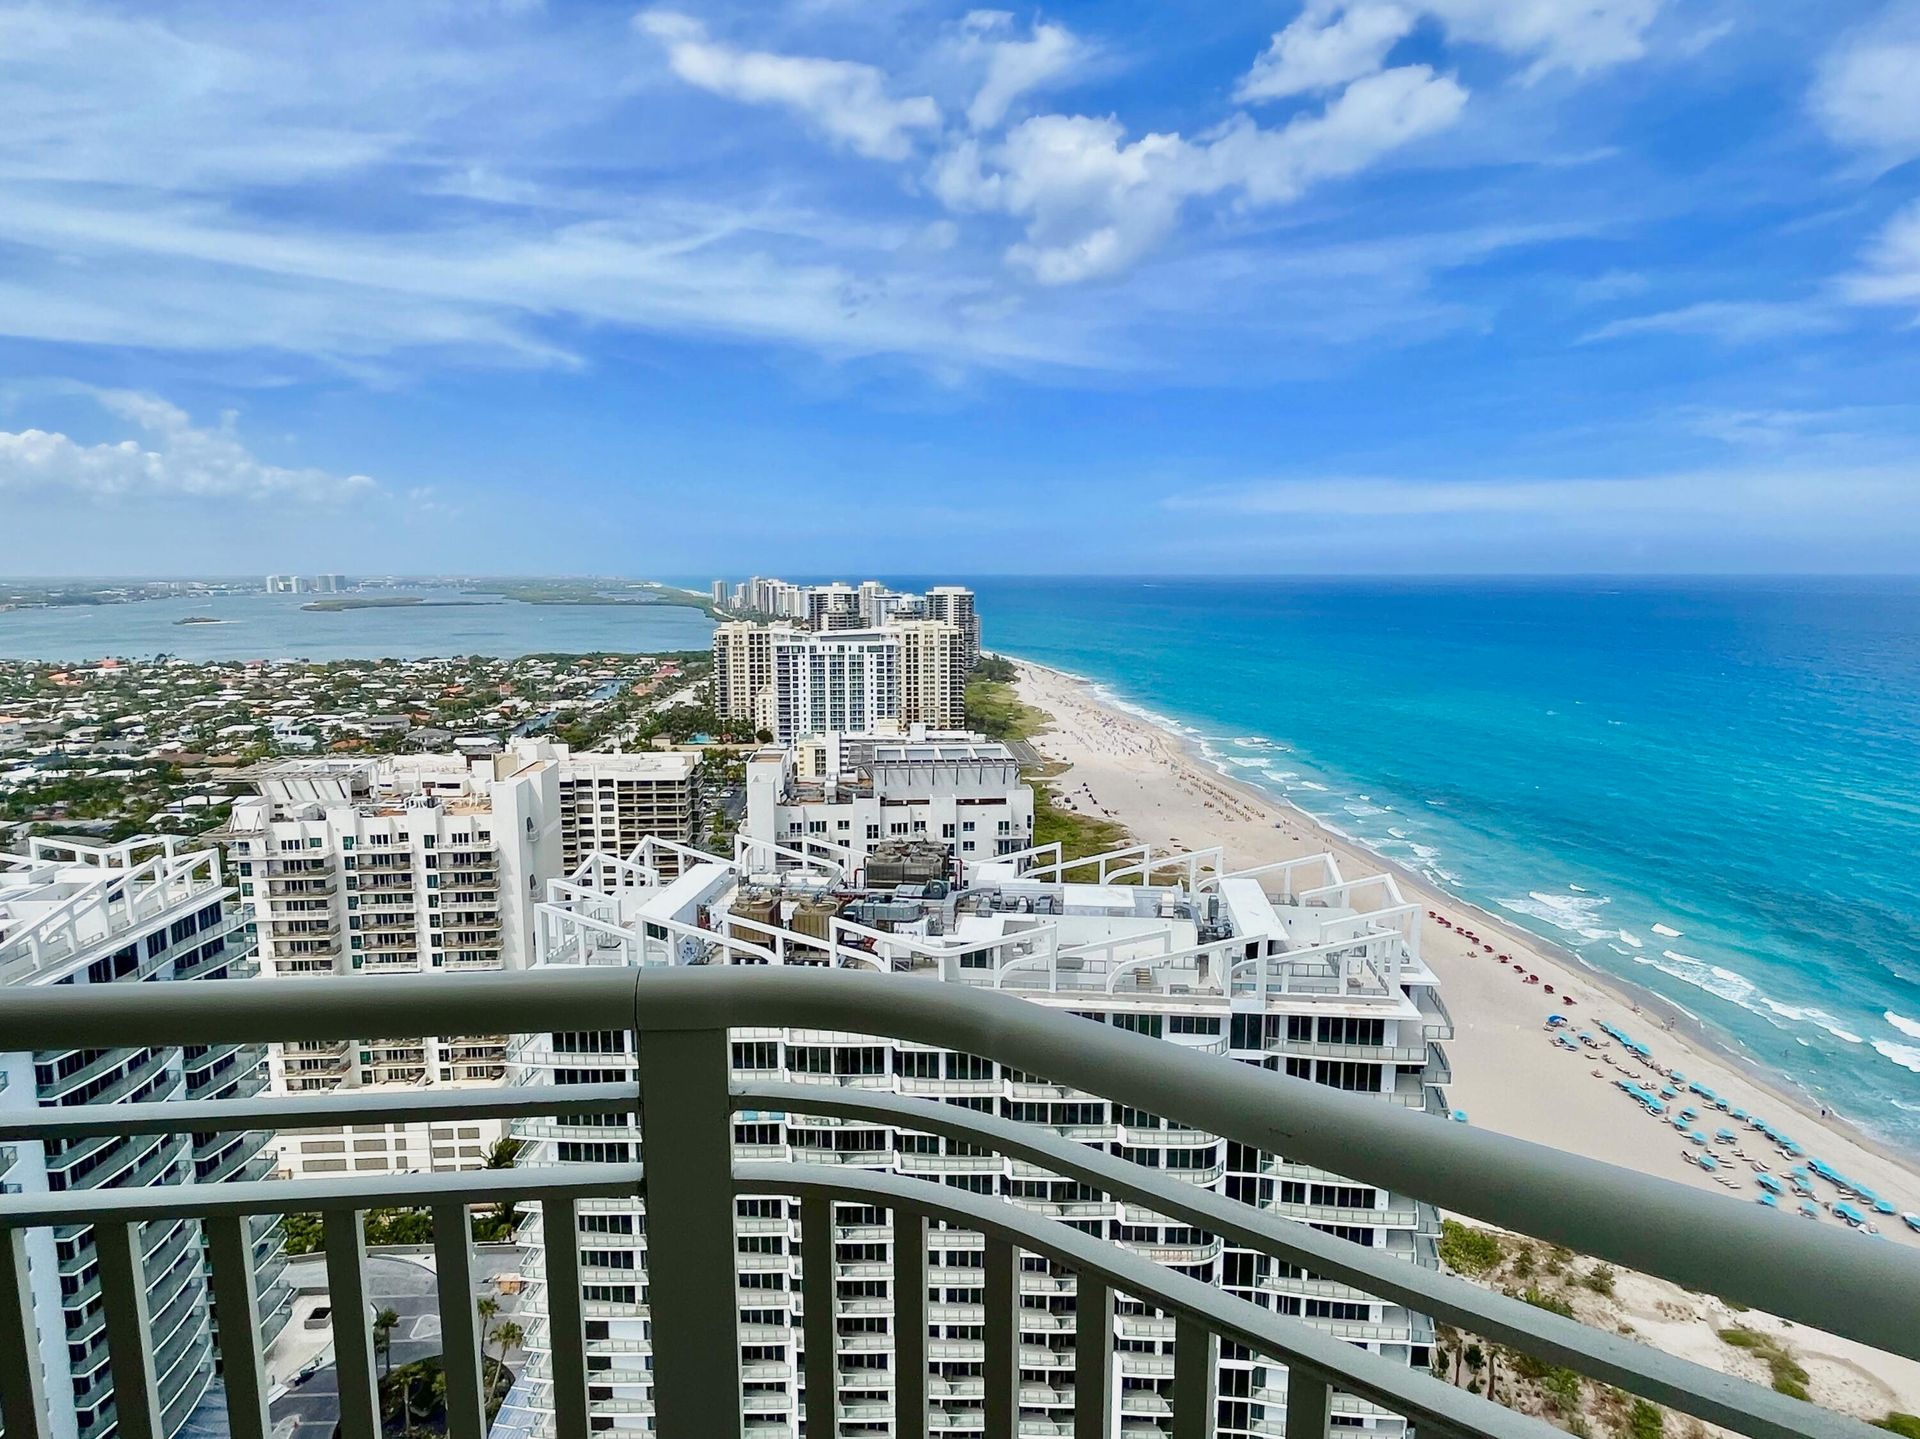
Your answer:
(0, 391), (375, 502)
(1810, 5), (1920, 166)
(635, 10), (939, 161)
(1163, 466), (1917, 525)
(1578, 300), (1844, 345)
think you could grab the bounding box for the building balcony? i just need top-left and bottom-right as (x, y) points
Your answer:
(0, 968), (1912, 1439)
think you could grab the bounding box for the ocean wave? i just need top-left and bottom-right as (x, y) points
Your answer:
(1344, 803), (1389, 818)
(1762, 1001), (1864, 1045)
(1222, 756), (1270, 767)
(1233, 736), (1275, 748)
(1617, 929), (1644, 949)
(1293, 780), (1328, 792)
(1651, 923), (1683, 938)
(1872, 1039), (1920, 1075)
(1495, 890), (1614, 941)
(1886, 1011), (1920, 1042)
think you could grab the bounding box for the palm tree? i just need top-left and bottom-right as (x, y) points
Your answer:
(489, 1320), (524, 1409)
(373, 1307), (401, 1381)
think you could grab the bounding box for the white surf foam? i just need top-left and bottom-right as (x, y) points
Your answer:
(1872, 1039), (1920, 1075)
(1293, 780), (1328, 792)
(1886, 1011), (1920, 1042)
(1762, 1001), (1864, 1045)
(1495, 890), (1615, 941)
(1617, 929), (1643, 949)
(1652, 923), (1683, 938)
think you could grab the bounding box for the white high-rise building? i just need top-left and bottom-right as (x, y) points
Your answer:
(219, 740), (699, 1180)
(924, 585), (981, 671)
(714, 622), (968, 742)
(504, 839), (1449, 1439)
(743, 728), (1034, 876)
(0, 837), (289, 1439)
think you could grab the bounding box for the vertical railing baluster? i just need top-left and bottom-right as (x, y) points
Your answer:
(205, 1215), (269, 1439)
(801, 1193), (836, 1438)
(1073, 1274), (1112, 1439)
(541, 1196), (590, 1439)
(984, 1235), (1018, 1439)
(1173, 1313), (1217, 1439)
(432, 1204), (487, 1439)
(636, 1027), (741, 1439)
(324, 1208), (381, 1439)
(1285, 1365), (1332, 1439)
(894, 1208), (926, 1439)
(94, 1220), (163, 1439)
(0, 1226), (52, 1439)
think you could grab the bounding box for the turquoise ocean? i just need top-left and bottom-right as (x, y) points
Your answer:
(968, 578), (1920, 1155)
(6, 576), (1918, 1151)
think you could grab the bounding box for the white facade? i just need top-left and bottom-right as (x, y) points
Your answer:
(504, 840), (1449, 1439)
(221, 739), (700, 1179)
(743, 729), (1033, 877)
(715, 623), (968, 742)
(0, 837), (289, 1439)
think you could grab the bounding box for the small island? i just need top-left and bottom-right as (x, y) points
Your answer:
(173, 615), (222, 625)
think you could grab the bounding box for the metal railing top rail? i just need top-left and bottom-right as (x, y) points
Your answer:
(2, 966), (1917, 1363)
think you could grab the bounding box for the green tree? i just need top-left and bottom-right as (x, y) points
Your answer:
(373, 1306), (400, 1380)
(490, 1319), (523, 1407)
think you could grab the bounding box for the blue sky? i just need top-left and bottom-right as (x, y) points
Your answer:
(2, 0), (1919, 575)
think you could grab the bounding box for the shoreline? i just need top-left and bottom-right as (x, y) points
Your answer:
(1007, 656), (1920, 1244)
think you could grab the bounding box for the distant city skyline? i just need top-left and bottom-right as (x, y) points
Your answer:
(2, 3), (1918, 574)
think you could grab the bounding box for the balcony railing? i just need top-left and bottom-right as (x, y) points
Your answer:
(2, 968), (1917, 1439)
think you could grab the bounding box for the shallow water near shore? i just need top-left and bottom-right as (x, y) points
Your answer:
(974, 577), (1920, 1154)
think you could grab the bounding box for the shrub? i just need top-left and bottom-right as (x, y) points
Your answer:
(1717, 1328), (1810, 1401)
(1872, 1415), (1920, 1439)
(1523, 1287), (1576, 1320)
(1585, 1266), (1617, 1297)
(1542, 1368), (1583, 1416)
(1439, 1219), (1504, 1276)
(1628, 1400), (1665, 1439)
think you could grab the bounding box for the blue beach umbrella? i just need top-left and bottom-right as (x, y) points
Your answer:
(1799, 1202), (1820, 1218)
(1699, 1154), (1719, 1172)
(1758, 1193), (1779, 1208)
(1757, 1175), (1784, 1194)
(1452, 1110), (1469, 1123)
(1715, 1127), (1736, 1141)
(1835, 1202), (1867, 1225)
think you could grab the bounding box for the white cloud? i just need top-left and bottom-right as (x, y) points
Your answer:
(958, 11), (1084, 129)
(1240, 0), (1662, 103)
(1841, 200), (1920, 310)
(1421, 0), (1663, 76)
(635, 10), (939, 160)
(1163, 466), (1915, 524)
(1578, 300), (1843, 345)
(1238, 2), (1416, 101)
(933, 66), (1466, 283)
(0, 392), (376, 502)
(1811, 9), (1920, 163)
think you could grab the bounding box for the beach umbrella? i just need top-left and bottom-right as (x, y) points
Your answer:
(1452, 1110), (1469, 1124)
(1835, 1202), (1867, 1225)
(1799, 1202), (1820, 1218)
(1659, 1087), (1677, 1100)
(1715, 1127), (1736, 1141)
(1873, 1199), (1896, 1215)
(1671, 1071), (1686, 1083)
(1730, 1108), (1748, 1121)
(1757, 1175), (1784, 1193)
(1759, 1193), (1779, 1208)
(1699, 1154), (1719, 1172)
(1689, 1132), (1708, 1146)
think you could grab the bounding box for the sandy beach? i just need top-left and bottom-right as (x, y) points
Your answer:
(1014, 656), (1920, 1414)
(1013, 660), (1920, 1240)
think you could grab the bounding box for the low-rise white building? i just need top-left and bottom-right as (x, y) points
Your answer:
(744, 728), (1033, 879)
